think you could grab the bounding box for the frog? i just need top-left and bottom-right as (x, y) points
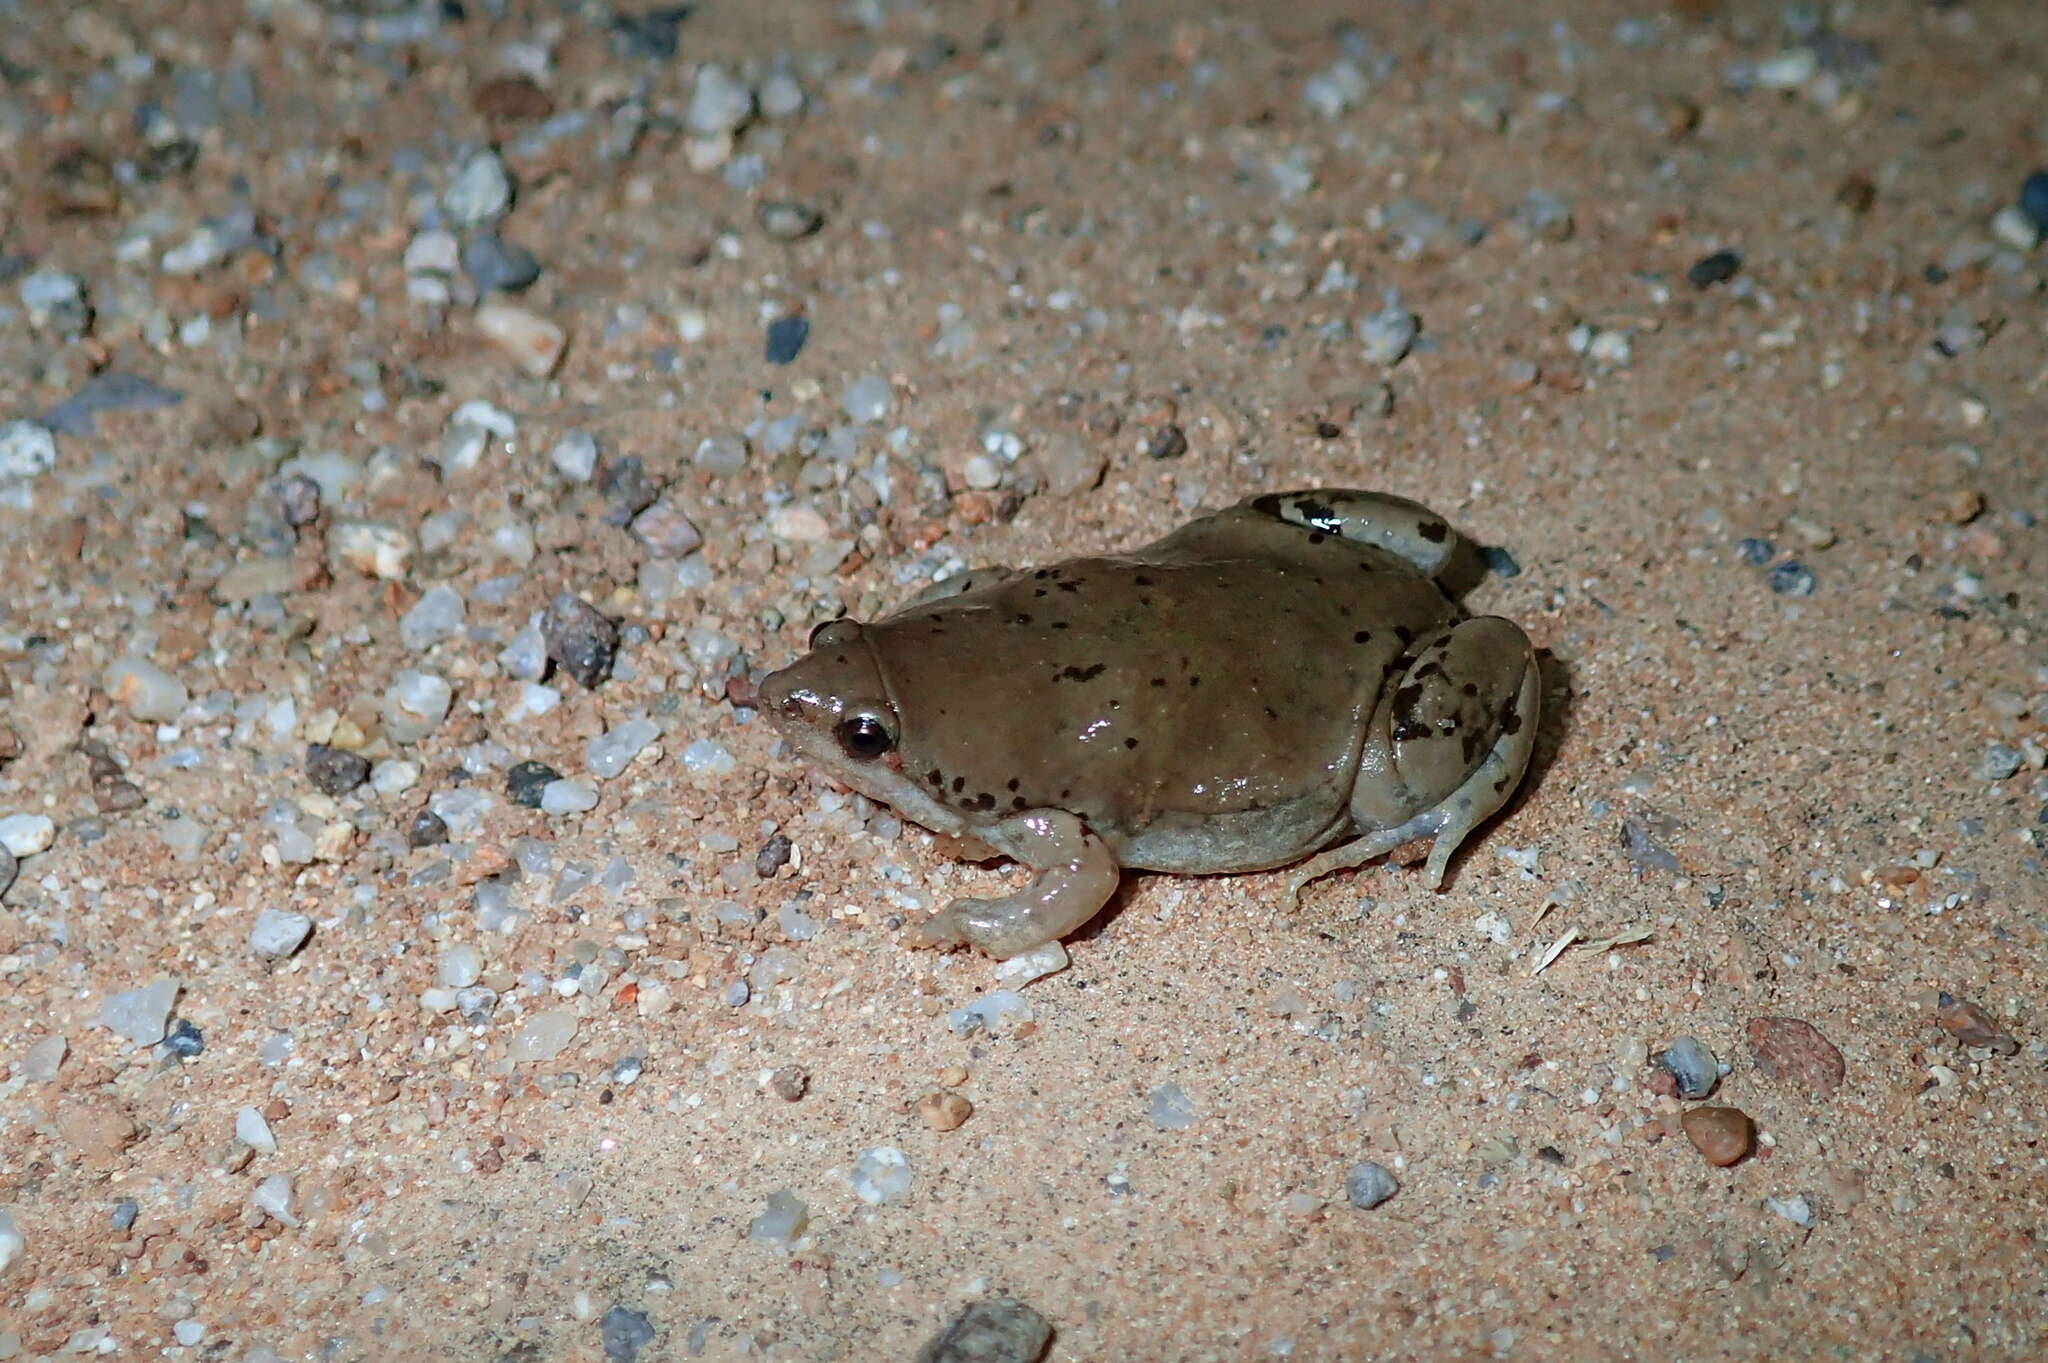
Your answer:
(758, 489), (1540, 959)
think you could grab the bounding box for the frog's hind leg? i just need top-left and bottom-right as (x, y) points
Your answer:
(898, 566), (1018, 610)
(1243, 489), (1479, 588)
(907, 809), (1121, 958)
(1289, 618), (1540, 899)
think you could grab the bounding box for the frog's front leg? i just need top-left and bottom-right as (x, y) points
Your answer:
(1244, 489), (1480, 587)
(1290, 617), (1540, 898)
(907, 808), (1119, 958)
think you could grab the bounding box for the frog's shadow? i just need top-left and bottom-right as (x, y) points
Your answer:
(1024, 648), (1577, 945)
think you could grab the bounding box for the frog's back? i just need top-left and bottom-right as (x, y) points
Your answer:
(867, 521), (1457, 873)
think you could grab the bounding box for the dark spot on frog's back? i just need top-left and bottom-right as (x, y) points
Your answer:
(1419, 521), (1449, 543)
(1059, 663), (1107, 682)
(927, 769), (943, 786)
(1393, 626), (1414, 645)
(1124, 737), (1139, 749)
(951, 776), (965, 793)
(1006, 778), (1020, 791)
(1352, 629), (1372, 644)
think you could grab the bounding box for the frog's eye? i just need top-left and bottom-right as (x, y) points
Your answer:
(834, 713), (896, 761)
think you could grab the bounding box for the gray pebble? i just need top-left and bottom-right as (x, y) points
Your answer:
(542, 593), (621, 689)
(914, 1297), (1053, 1363)
(462, 233), (541, 294)
(249, 908), (313, 960)
(305, 744), (370, 797)
(407, 809), (449, 848)
(111, 1199), (140, 1231)
(0, 419), (58, 481)
(1767, 560), (1816, 596)
(1654, 1036), (1720, 1099)
(693, 432), (750, 477)
(765, 314), (810, 365)
(756, 834), (793, 879)
(600, 1305), (656, 1363)
(759, 200), (824, 241)
(506, 760), (562, 808)
(1974, 744), (2024, 783)
(1358, 306), (1420, 366)
(0, 845), (15, 899)
(444, 149), (513, 227)
(1345, 1160), (1400, 1209)
(686, 63), (754, 136)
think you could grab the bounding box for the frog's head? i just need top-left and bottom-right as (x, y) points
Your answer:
(759, 618), (903, 778)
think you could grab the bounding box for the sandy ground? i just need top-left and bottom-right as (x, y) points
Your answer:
(2, 0), (2045, 1359)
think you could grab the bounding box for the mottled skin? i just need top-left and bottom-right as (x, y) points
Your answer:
(760, 490), (1540, 958)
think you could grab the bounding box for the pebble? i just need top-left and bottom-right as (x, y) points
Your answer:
(0, 1209), (21, 1279)
(1688, 249), (1743, 289)
(609, 5), (692, 59)
(1768, 560), (1816, 596)
(1933, 305), (1985, 358)
(305, 744), (371, 797)
(540, 779), (599, 815)
(462, 233), (541, 294)
(770, 1066), (810, 1101)
(1511, 189), (1574, 242)
(543, 594), (620, 688)
(249, 908), (313, 959)
(400, 584), (467, 651)
(918, 1091), (974, 1131)
(98, 978), (179, 1046)
(1988, 206), (2040, 253)
(2021, 171), (2048, 233)
(947, 990), (1032, 1037)
(680, 738), (737, 777)
(103, 656), (189, 722)
(842, 374), (894, 423)
(724, 978), (751, 1007)
(408, 809), (450, 848)
(1933, 993), (2019, 1055)
(164, 1019), (205, 1058)
(0, 419), (58, 481)
(20, 269), (89, 336)
(252, 1174), (298, 1227)
(328, 521), (414, 579)
(759, 200), (824, 241)
(586, 719), (658, 779)
(757, 834), (794, 879)
(384, 670), (454, 741)
(764, 314), (810, 365)
(687, 63), (754, 135)
(694, 432), (750, 477)
(1746, 1016), (1845, 1097)
(0, 813), (55, 857)
(509, 1009), (579, 1063)
(475, 300), (567, 378)
(1143, 424), (1188, 461)
(993, 941), (1070, 989)
(1301, 60), (1370, 119)
(629, 500), (703, 557)
(1764, 1193), (1815, 1228)
(851, 1146), (913, 1204)
(1358, 306), (1419, 366)
(110, 1200), (138, 1232)
(174, 1321), (207, 1347)
(1146, 1082), (1200, 1130)
(759, 71), (806, 120)
(22, 1035), (66, 1082)
(438, 943), (484, 989)
(444, 148), (514, 227)
(747, 1190), (810, 1247)
(914, 1297), (1052, 1363)
(600, 1306), (656, 1363)
(1344, 1161), (1400, 1209)
(1680, 1106), (1753, 1166)
(506, 760), (562, 808)
(551, 431), (600, 482)
(1973, 744), (2023, 783)
(1654, 1037), (1720, 1099)
(0, 845), (15, 899)
(236, 1105), (278, 1154)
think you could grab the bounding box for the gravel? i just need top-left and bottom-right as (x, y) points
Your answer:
(1146, 1082), (1199, 1130)
(851, 1146), (913, 1204)
(1345, 1161), (1400, 1209)
(249, 908), (314, 959)
(747, 1190), (810, 1247)
(542, 593), (621, 688)
(1687, 249), (1743, 289)
(601, 1306), (657, 1363)
(1358, 306), (1420, 365)
(97, 977), (180, 1047)
(1654, 1036), (1720, 1099)
(914, 1297), (1053, 1363)
(764, 314), (810, 364)
(506, 760), (563, 808)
